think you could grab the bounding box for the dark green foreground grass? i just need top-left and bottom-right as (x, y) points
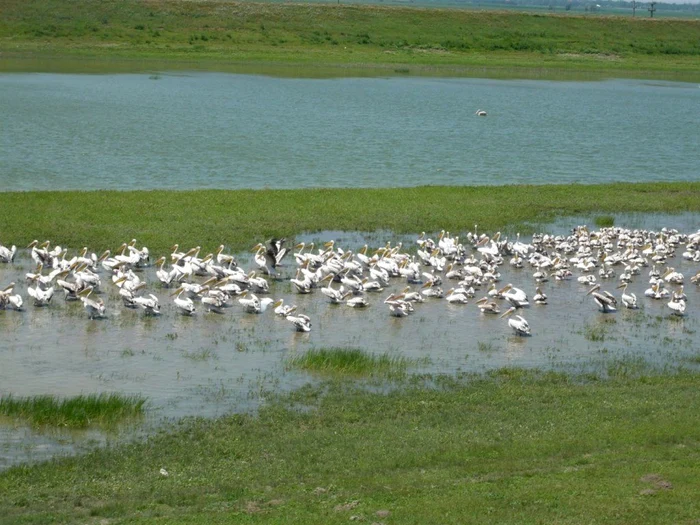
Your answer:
(0, 394), (146, 428)
(1, 369), (699, 524)
(1, 182), (699, 255)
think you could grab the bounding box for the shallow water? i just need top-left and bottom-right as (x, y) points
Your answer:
(1, 73), (699, 191)
(1, 219), (699, 469)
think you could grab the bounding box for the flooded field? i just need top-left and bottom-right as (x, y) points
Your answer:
(1, 216), (699, 469)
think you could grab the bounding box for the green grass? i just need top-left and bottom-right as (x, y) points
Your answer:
(0, 393), (146, 428)
(287, 347), (413, 377)
(1, 182), (700, 255)
(594, 214), (615, 227)
(2, 0), (700, 77)
(1, 369), (700, 523)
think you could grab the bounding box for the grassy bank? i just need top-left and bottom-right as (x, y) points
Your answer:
(1, 369), (699, 523)
(0, 183), (699, 255)
(0, 394), (146, 428)
(2, 0), (700, 76)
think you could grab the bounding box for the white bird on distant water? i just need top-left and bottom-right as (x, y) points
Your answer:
(475, 109), (487, 116)
(586, 284), (617, 313)
(171, 287), (196, 316)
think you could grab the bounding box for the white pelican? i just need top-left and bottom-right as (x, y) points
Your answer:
(290, 269), (314, 294)
(663, 267), (684, 285)
(500, 307), (531, 336)
(28, 285), (54, 307)
(616, 283), (638, 309)
(533, 287), (547, 305)
(445, 288), (469, 304)
(155, 256), (179, 287)
(668, 297), (686, 316)
(78, 287), (105, 319)
(346, 296), (369, 308)
(499, 283), (529, 308)
(273, 299), (297, 317)
(171, 287), (196, 316)
(384, 293), (411, 317)
(586, 284), (617, 313)
(421, 285), (444, 299)
(0, 284), (23, 311)
(133, 294), (161, 316)
(475, 297), (500, 314)
(401, 287), (424, 303)
(215, 245), (236, 267)
(238, 292), (274, 314)
(320, 275), (350, 304)
(475, 109), (487, 116)
(0, 244), (17, 263)
(27, 240), (51, 266)
(285, 313), (311, 332)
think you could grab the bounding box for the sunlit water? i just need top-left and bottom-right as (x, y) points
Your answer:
(1, 217), (699, 469)
(1, 73), (699, 191)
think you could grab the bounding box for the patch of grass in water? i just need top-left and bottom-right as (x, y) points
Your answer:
(594, 215), (615, 228)
(287, 347), (414, 377)
(0, 393), (146, 428)
(583, 323), (608, 341)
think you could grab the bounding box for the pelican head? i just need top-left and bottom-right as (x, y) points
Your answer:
(586, 284), (602, 296)
(500, 306), (517, 319)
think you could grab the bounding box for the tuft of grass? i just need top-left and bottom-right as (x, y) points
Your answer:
(594, 214), (615, 227)
(287, 347), (412, 377)
(583, 323), (607, 341)
(0, 394), (146, 428)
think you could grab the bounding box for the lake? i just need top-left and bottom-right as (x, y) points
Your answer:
(1, 73), (699, 191)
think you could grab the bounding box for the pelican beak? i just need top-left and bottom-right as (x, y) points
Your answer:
(97, 250), (111, 262)
(273, 300), (283, 308)
(294, 243), (305, 250)
(475, 297), (487, 305)
(615, 284), (626, 290)
(77, 287), (93, 297)
(202, 277), (218, 287)
(323, 241), (335, 248)
(27, 240), (38, 248)
(499, 308), (514, 319)
(2, 282), (16, 293)
(586, 284), (601, 296)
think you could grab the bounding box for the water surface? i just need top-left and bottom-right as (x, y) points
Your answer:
(2, 73), (698, 191)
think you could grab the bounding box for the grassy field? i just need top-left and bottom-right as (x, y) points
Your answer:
(1, 368), (699, 523)
(1, 0), (700, 76)
(1, 182), (699, 255)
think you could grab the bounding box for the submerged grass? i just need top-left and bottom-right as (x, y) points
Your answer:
(287, 347), (412, 377)
(0, 393), (146, 428)
(1, 182), (699, 254)
(2, 0), (700, 76)
(1, 369), (700, 523)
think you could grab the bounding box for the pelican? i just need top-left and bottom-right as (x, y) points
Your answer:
(133, 294), (161, 316)
(27, 285), (54, 307)
(290, 269), (314, 294)
(238, 292), (275, 314)
(499, 283), (529, 308)
(0, 244), (17, 263)
(0, 284), (23, 311)
(586, 284), (617, 313)
(616, 283), (638, 309)
(668, 297), (686, 316)
(475, 109), (487, 116)
(384, 293), (411, 317)
(273, 299), (297, 317)
(78, 287), (105, 319)
(171, 287), (196, 316)
(500, 307), (531, 336)
(155, 256), (179, 287)
(285, 313), (311, 332)
(421, 283), (444, 299)
(321, 275), (350, 304)
(215, 245), (236, 267)
(445, 288), (469, 304)
(533, 287), (547, 305)
(476, 297), (500, 314)
(346, 296), (369, 308)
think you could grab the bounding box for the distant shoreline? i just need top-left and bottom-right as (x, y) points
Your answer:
(2, 0), (700, 79)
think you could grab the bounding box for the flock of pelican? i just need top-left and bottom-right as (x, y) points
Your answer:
(1, 225), (699, 337)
